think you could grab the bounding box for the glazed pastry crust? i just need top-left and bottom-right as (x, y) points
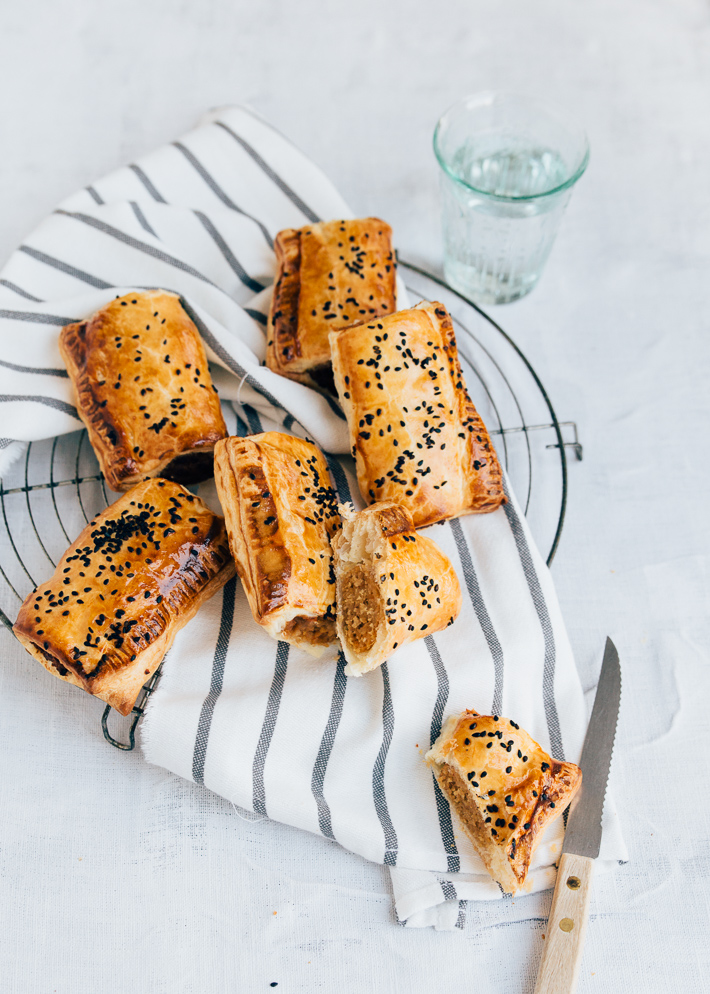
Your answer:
(266, 219), (396, 390)
(213, 432), (340, 652)
(13, 478), (235, 715)
(426, 710), (582, 893)
(59, 290), (227, 491)
(332, 501), (462, 676)
(330, 300), (506, 527)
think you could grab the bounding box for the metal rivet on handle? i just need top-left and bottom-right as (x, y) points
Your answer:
(559, 918), (575, 932)
(566, 876), (581, 890)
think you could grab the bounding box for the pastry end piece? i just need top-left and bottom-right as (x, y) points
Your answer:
(332, 500), (461, 676)
(426, 710), (582, 893)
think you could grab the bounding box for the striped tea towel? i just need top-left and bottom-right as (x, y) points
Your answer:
(0, 106), (626, 929)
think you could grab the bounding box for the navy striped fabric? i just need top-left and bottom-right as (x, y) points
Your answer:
(0, 106), (617, 926)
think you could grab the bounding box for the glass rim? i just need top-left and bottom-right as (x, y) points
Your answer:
(433, 91), (590, 202)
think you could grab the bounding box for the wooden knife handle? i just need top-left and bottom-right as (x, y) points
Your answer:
(533, 853), (594, 994)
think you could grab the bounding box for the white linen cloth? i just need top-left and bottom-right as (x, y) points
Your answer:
(0, 105), (625, 928)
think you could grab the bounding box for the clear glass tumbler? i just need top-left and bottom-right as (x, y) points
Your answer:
(434, 91), (589, 305)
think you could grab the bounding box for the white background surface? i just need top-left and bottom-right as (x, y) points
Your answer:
(1, 1), (709, 992)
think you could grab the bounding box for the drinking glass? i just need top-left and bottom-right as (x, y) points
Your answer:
(434, 91), (589, 305)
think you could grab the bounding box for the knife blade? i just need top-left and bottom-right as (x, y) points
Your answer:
(562, 636), (621, 859)
(533, 637), (621, 994)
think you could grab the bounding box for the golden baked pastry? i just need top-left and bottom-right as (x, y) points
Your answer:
(330, 300), (506, 527)
(59, 290), (227, 492)
(13, 478), (235, 716)
(266, 218), (396, 391)
(426, 710), (582, 893)
(332, 501), (462, 676)
(213, 432), (341, 653)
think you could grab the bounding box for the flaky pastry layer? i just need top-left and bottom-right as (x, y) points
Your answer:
(214, 432), (340, 653)
(332, 500), (462, 675)
(426, 710), (582, 892)
(13, 478), (235, 715)
(266, 218), (396, 390)
(330, 300), (506, 527)
(59, 290), (227, 491)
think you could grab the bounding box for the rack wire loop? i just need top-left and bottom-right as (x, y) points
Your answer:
(101, 704), (142, 751)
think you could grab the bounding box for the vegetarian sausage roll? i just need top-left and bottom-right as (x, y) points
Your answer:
(213, 432), (341, 653)
(331, 501), (462, 676)
(426, 710), (582, 893)
(13, 478), (235, 715)
(266, 218), (396, 391)
(59, 290), (227, 491)
(330, 300), (505, 528)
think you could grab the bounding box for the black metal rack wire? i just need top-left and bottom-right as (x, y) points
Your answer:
(0, 262), (582, 750)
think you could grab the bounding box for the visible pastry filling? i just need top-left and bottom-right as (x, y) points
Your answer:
(436, 762), (520, 888)
(307, 362), (336, 395)
(36, 644), (71, 678)
(282, 614), (337, 646)
(162, 448), (217, 484)
(339, 565), (383, 653)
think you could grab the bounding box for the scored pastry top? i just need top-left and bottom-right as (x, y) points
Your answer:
(330, 300), (506, 527)
(59, 290), (227, 491)
(267, 218), (396, 387)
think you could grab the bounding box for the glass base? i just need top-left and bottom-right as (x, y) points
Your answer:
(444, 258), (540, 305)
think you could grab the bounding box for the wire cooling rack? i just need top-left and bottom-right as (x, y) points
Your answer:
(0, 262), (582, 750)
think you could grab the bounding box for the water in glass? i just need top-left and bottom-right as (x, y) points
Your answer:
(441, 142), (572, 305)
(435, 93), (588, 305)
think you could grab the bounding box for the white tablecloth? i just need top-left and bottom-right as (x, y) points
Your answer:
(1, 1), (708, 991)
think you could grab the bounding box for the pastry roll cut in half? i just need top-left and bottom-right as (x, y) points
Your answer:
(213, 432), (341, 653)
(332, 501), (462, 676)
(13, 478), (235, 716)
(266, 218), (396, 391)
(59, 290), (227, 491)
(330, 300), (506, 528)
(426, 710), (582, 893)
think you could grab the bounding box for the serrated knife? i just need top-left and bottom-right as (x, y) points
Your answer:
(533, 637), (621, 994)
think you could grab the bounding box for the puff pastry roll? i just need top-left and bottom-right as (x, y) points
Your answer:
(213, 432), (341, 653)
(59, 290), (227, 491)
(266, 218), (396, 390)
(330, 300), (506, 528)
(332, 501), (461, 676)
(13, 478), (235, 716)
(426, 710), (582, 893)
